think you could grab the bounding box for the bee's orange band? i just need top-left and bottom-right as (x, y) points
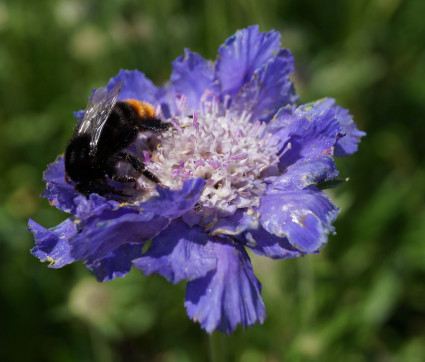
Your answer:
(124, 100), (156, 118)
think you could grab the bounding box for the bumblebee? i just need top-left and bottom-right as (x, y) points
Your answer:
(65, 80), (168, 198)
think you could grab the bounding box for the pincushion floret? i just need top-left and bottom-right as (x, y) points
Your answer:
(143, 103), (281, 221)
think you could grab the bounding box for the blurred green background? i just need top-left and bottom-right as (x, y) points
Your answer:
(1, 0), (424, 361)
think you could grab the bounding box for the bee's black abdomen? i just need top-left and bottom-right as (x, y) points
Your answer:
(65, 134), (95, 183)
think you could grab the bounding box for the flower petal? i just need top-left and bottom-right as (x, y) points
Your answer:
(143, 178), (206, 219)
(71, 211), (168, 261)
(270, 155), (338, 192)
(258, 189), (339, 253)
(185, 240), (265, 334)
(41, 156), (81, 214)
(230, 49), (297, 122)
(207, 209), (259, 237)
(41, 157), (119, 217)
(71, 178), (205, 261)
(133, 220), (217, 283)
(333, 103), (366, 157)
(87, 243), (144, 282)
(216, 25), (281, 101)
(155, 82), (178, 118)
(268, 99), (343, 170)
(243, 226), (303, 259)
(74, 193), (119, 218)
(171, 49), (218, 111)
(29, 218), (76, 268)
(106, 69), (161, 104)
(206, 211), (304, 260)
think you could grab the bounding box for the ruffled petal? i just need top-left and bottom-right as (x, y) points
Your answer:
(154, 82), (179, 118)
(106, 69), (161, 104)
(171, 49), (218, 111)
(87, 243), (144, 282)
(74, 193), (119, 218)
(207, 209), (259, 237)
(41, 157), (119, 217)
(206, 211), (304, 260)
(332, 103), (366, 157)
(29, 218), (76, 268)
(268, 99), (343, 171)
(270, 155), (338, 192)
(41, 156), (81, 214)
(142, 178), (206, 219)
(243, 226), (304, 259)
(185, 240), (265, 334)
(258, 189), (339, 253)
(133, 220), (217, 283)
(216, 25), (281, 100)
(70, 211), (167, 261)
(230, 49), (297, 122)
(70, 178), (205, 262)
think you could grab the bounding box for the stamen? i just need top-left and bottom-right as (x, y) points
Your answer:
(200, 89), (220, 104)
(155, 104), (162, 118)
(177, 94), (187, 112)
(142, 104), (280, 221)
(231, 153), (248, 160)
(192, 112), (199, 133)
(278, 142), (292, 159)
(251, 120), (261, 135)
(170, 118), (182, 133)
(223, 94), (231, 109)
(143, 151), (151, 164)
(194, 159), (205, 167)
(208, 160), (221, 169)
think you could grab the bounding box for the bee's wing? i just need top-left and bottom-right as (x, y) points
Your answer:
(77, 80), (124, 149)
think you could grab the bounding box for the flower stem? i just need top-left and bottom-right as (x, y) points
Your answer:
(89, 326), (114, 362)
(208, 331), (227, 362)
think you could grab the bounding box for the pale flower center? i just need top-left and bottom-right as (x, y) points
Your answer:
(141, 103), (280, 217)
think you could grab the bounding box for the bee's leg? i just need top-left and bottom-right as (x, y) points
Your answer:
(117, 152), (161, 184)
(112, 175), (137, 183)
(138, 119), (169, 132)
(141, 169), (162, 185)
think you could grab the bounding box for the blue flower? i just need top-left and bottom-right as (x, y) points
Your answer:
(29, 25), (365, 334)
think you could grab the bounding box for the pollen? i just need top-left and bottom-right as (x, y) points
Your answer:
(46, 256), (56, 266)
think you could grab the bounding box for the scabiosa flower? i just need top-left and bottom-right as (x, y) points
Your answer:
(29, 25), (365, 334)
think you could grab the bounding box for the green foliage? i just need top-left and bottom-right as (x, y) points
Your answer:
(1, 0), (424, 360)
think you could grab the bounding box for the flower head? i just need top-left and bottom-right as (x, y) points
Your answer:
(29, 25), (365, 334)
